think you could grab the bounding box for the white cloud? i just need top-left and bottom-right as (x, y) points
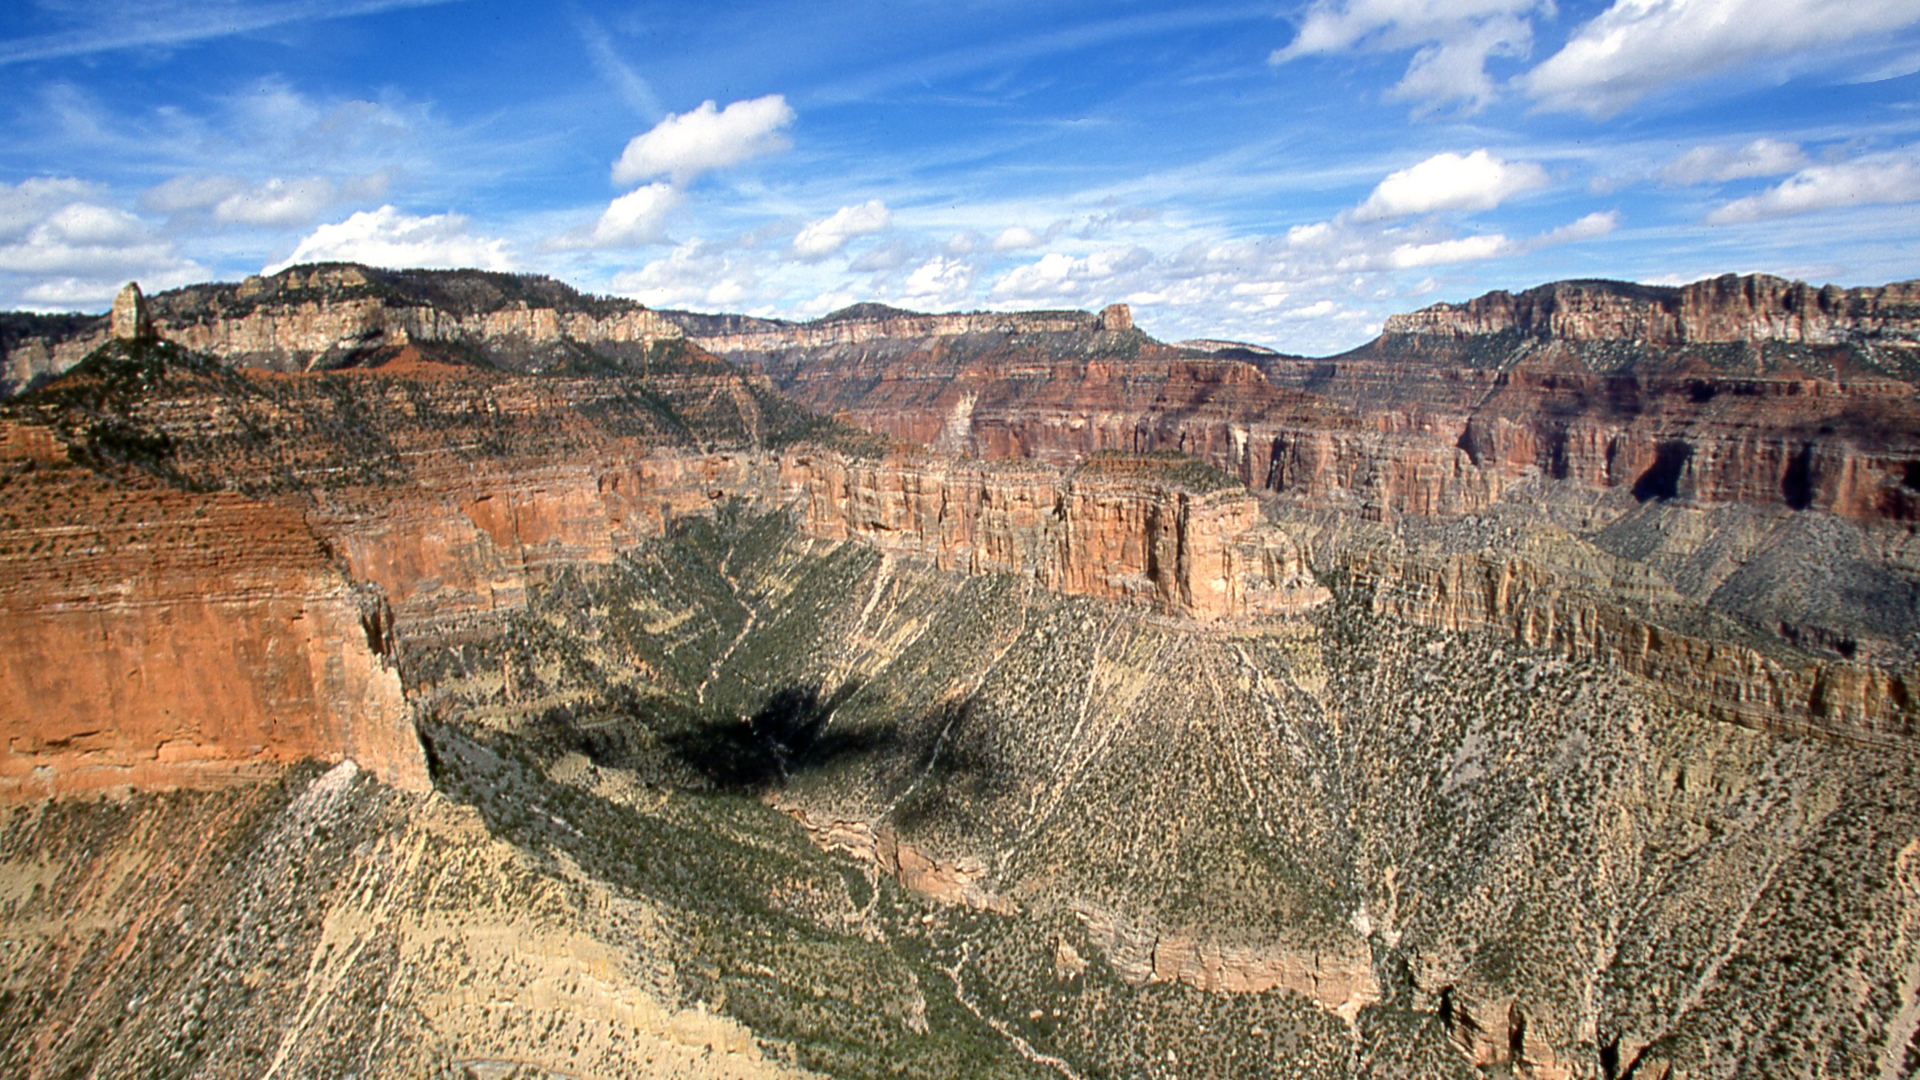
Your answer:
(611, 95), (796, 186)
(1384, 233), (1515, 268)
(0, 178), (204, 307)
(608, 239), (760, 311)
(990, 246), (1152, 303)
(267, 205), (512, 272)
(1530, 210), (1620, 247)
(1705, 155), (1920, 224)
(214, 177), (340, 227)
(586, 183), (682, 247)
(1351, 149), (1549, 221)
(792, 199), (891, 259)
(1659, 139), (1808, 186)
(141, 173), (381, 227)
(849, 236), (916, 273)
(0, 177), (99, 241)
(1524, 0), (1920, 116)
(1272, 0), (1546, 112)
(898, 257), (975, 309)
(991, 226), (1045, 251)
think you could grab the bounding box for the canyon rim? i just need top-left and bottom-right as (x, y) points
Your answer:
(0, 264), (1914, 1079)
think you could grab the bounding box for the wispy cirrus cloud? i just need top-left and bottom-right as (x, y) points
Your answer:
(0, 0), (474, 67)
(1659, 139), (1808, 187)
(1705, 152), (1920, 224)
(1523, 0), (1920, 116)
(1271, 0), (1548, 114)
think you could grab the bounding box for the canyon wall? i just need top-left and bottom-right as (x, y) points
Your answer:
(677, 278), (1920, 528)
(1, 265), (687, 391)
(0, 421), (425, 796)
(1382, 273), (1920, 346)
(778, 450), (1325, 621)
(310, 445), (1319, 629)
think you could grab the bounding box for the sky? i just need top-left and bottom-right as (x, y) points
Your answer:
(2, 0), (1919, 353)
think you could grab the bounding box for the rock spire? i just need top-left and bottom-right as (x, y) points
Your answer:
(110, 282), (153, 341)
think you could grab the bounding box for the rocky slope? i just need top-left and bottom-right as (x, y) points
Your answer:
(663, 275), (1919, 744)
(2, 268), (1918, 1079)
(1, 265), (687, 393)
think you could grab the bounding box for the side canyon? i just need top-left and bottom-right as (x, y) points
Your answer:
(0, 265), (1916, 1080)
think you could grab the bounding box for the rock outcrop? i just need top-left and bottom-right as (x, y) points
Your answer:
(1382, 273), (1920, 347)
(780, 450), (1326, 621)
(0, 420), (425, 795)
(109, 282), (152, 341)
(1, 265), (686, 392)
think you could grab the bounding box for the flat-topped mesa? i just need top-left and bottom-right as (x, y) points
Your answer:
(2, 264), (687, 389)
(1384, 273), (1920, 346)
(666, 303), (1132, 353)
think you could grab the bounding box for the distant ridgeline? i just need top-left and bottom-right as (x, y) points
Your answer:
(0, 266), (1918, 1080)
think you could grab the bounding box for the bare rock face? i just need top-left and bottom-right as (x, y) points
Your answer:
(779, 449), (1325, 621)
(1383, 273), (1920, 347)
(109, 282), (151, 341)
(0, 420), (425, 796)
(0, 264), (685, 393)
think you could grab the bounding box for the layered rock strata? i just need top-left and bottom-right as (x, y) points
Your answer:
(1382, 273), (1920, 346)
(1, 264), (686, 392)
(0, 420), (425, 795)
(0, 340), (1319, 798)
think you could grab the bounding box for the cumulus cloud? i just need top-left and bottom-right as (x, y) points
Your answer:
(1659, 139), (1808, 186)
(611, 95), (795, 186)
(267, 205), (512, 272)
(1272, 0), (1546, 112)
(1350, 149), (1549, 221)
(1524, 0), (1920, 116)
(792, 199), (891, 259)
(1530, 210), (1620, 246)
(609, 239), (760, 310)
(0, 177), (203, 308)
(991, 226), (1045, 251)
(1704, 154), (1920, 223)
(990, 246), (1153, 303)
(898, 257), (976, 309)
(581, 183), (682, 247)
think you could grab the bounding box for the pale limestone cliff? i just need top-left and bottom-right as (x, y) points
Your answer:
(686, 308), (1108, 354)
(1383, 273), (1920, 345)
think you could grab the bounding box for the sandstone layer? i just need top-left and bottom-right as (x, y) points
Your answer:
(0, 419), (424, 795)
(2, 263), (686, 392)
(3, 271), (1920, 1079)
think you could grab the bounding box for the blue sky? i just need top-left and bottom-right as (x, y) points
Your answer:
(3, 0), (1919, 352)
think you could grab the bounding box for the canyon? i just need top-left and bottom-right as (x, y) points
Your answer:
(0, 265), (1916, 1079)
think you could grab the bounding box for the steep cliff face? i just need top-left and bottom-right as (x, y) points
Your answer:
(5, 275), (1920, 1080)
(0, 419), (424, 795)
(0, 333), (1318, 802)
(690, 282), (1920, 529)
(391, 505), (1920, 1080)
(779, 450), (1323, 621)
(1383, 273), (1920, 349)
(0, 263), (686, 392)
